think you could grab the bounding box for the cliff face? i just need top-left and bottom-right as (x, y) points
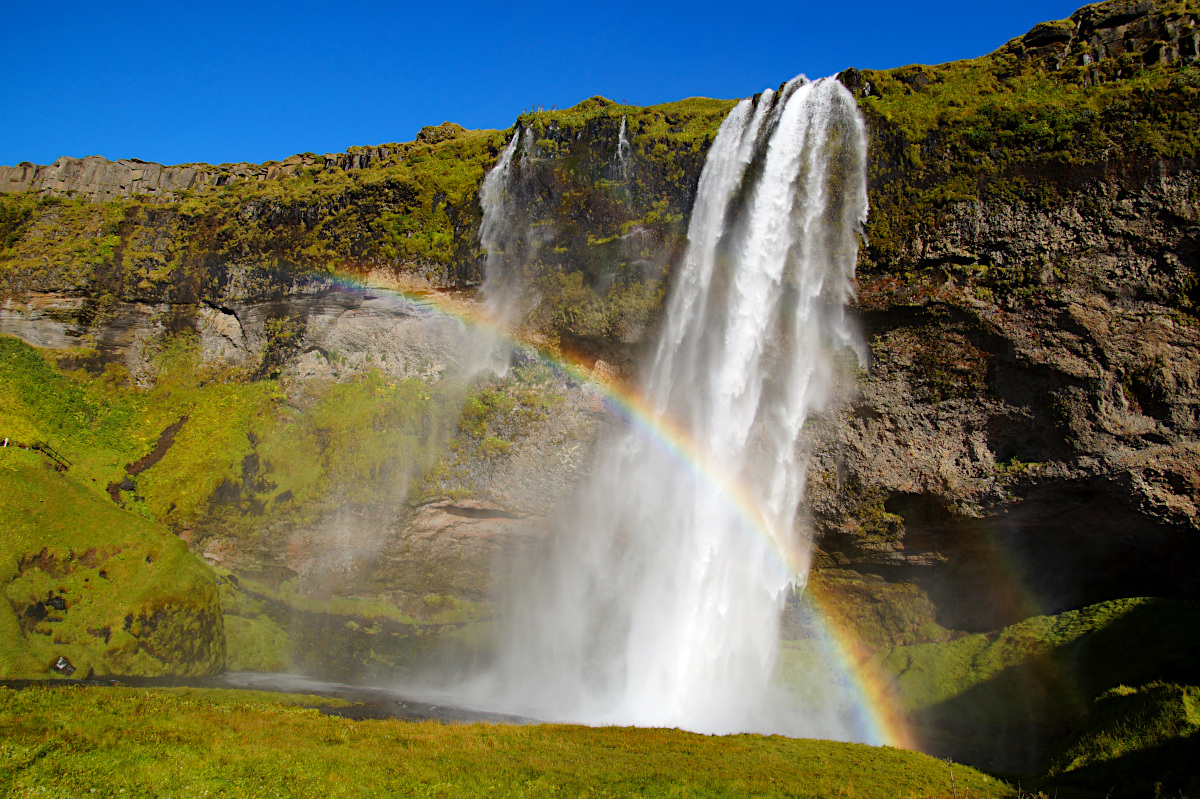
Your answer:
(803, 0), (1200, 631)
(1, 0), (1198, 675)
(0, 138), (437, 202)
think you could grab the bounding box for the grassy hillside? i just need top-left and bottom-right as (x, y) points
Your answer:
(0, 448), (223, 678)
(1043, 681), (1200, 797)
(0, 685), (1012, 798)
(0, 333), (532, 550)
(777, 595), (1200, 792)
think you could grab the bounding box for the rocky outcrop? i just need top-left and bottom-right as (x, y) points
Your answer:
(0, 146), (415, 203)
(1019, 0), (1199, 72)
(0, 282), (472, 386)
(0, 98), (727, 352)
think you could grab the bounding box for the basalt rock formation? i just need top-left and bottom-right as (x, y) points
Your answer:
(0, 133), (454, 203)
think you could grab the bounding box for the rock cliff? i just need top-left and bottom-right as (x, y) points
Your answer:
(0, 128), (457, 203)
(805, 0), (1200, 631)
(1, 0), (1198, 688)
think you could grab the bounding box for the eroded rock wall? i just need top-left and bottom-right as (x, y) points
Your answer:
(806, 0), (1200, 628)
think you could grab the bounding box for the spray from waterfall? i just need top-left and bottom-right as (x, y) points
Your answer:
(459, 76), (868, 736)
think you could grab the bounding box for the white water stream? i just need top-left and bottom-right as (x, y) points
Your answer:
(616, 115), (632, 180)
(464, 76), (868, 735)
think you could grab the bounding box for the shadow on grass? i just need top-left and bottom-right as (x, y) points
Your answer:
(1044, 730), (1200, 798)
(906, 599), (1200, 777)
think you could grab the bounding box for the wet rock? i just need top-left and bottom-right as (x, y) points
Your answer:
(50, 656), (75, 676)
(23, 601), (47, 621)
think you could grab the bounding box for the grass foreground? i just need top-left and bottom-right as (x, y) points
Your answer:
(0, 685), (1012, 798)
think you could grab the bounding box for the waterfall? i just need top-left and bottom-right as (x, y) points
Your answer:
(471, 76), (868, 736)
(478, 127), (524, 327)
(616, 116), (632, 180)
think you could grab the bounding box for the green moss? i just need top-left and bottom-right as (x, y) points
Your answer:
(535, 271), (666, 343)
(478, 436), (510, 458)
(214, 571), (494, 680)
(861, 596), (1200, 778)
(1058, 680), (1200, 767)
(223, 613), (294, 672)
(1040, 682), (1200, 796)
(0, 328), (463, 541)
(806, 569), (952, 649)
(0, 332), (279, 526)
(873, 598), (1196, 715)
(457, 388), (514, 439)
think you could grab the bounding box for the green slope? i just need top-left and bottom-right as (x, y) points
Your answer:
(0, 685), (1013, 799)
(0, 448), (223, 678)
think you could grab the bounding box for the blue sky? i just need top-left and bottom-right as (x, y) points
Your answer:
(2, 0), (1083, 167)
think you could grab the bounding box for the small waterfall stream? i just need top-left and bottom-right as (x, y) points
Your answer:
(616, 116), (632, 180)
(478, 127), (526, 328)
(471, 76), (868, 736)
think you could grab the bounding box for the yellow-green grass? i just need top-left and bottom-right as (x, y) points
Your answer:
(0, 331), (550, 677)
(1040, 682), (1200, 797)
(223, 613), (295, 672)
(0, 332), (459, 535)
(0, 685), (1012, 798)
(216, 570), (495, 675)
(870, 597), (1200, 718)
(0, 332), (278, 522)
(0, 449), (222, 678)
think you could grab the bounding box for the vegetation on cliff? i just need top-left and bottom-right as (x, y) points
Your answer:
(776, 595), (1200, 792)
(0, 329), (573, 679)
(845, 0), (1200, 311)
(0, 97), (732, 354)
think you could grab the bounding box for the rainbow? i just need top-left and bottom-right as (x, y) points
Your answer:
(321, 269), (917, 750)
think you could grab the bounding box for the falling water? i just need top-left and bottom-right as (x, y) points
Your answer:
(478, 127), (524, 326)
(616, 116), (632, 180)
(467, 76), (868, 735)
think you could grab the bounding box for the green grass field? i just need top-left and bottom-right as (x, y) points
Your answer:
(0, 685), (1012, 798)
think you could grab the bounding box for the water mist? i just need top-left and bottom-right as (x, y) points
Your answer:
(461, 77), (869, 736)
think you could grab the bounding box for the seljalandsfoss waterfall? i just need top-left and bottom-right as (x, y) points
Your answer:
(460, 76), (869, 736)
(12, 2), (1200, 791)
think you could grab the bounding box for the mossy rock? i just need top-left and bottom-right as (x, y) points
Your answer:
(416, 122), (467, 145)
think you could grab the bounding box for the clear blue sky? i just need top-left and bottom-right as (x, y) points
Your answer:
(2, 0), (1083, 167)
